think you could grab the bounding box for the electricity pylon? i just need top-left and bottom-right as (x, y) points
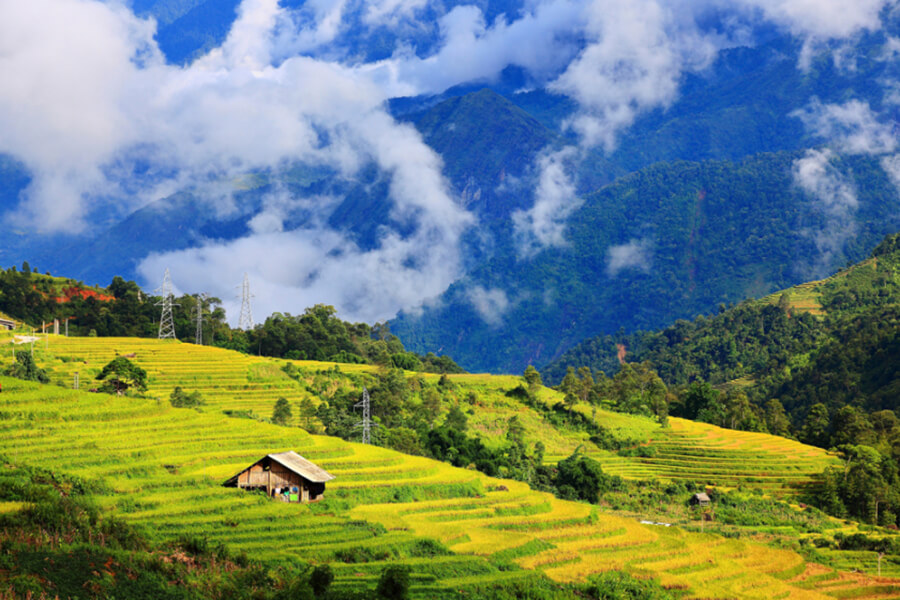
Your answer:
(237, 273), (254, 330)
(193, 293), (208, 345)
(156, 268), (177, 340)
(354, 387), (372, 444)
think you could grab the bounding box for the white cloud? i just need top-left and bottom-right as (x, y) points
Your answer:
(880, 154), (900, 194)
(737, 0), (888, 40)
(793, 149), (858, 273)
(792, 99), (897, 155)
(550, 0), (718, 150)
(606, 238), (653, 276)
(466, 285), (511, 326)
(512, 146), (580, 257)
(361, 0), (584, 98)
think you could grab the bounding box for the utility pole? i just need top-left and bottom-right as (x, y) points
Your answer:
(354, 387), (373, 445)
(237, 273), (254, 331)
(74, 371), (79, 390)
(156, 268), (177, 340)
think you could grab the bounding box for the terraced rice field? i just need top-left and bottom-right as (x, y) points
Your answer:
(31, 336), (839, 497)
(2, 375), (897, 599)
(591, 417), (838, 496)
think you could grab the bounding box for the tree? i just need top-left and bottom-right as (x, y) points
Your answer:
(613, 362), (667, 419)
(4, 352), (49, 383)
(298, 397), (317, 431)
(421, 387), (442, 428)
(444, 404), (468, 432)
(272, 397), (292, 425)
(765, 399), (792, 438)
(558, 366), (579, 397)
(309, 564), (334, 597)
(377, 565), (410, 600)
(555, 450), (617, 503)
(169, 386), (203, 408)
(577, 366), (595, 403)
(506, 416), (526, 448)
(95, 357), (147, 395)
(801, 403), (831, 447)
(831, 406), (875, 447)
(679, 381), (718, 421)
(523, 365), (543, 394)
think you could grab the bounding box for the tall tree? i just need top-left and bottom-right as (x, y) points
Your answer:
(95, 357), (147, 395)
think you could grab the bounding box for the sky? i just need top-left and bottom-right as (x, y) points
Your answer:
(0, 0), (897, 324)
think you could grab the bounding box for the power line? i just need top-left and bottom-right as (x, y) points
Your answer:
(237, 272), (254, 331)
(156, 268), (177, 340)
(354, 387), (373, 445)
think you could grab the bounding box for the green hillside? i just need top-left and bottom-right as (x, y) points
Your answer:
(25, 336), (836, 498)
(543, 232), (900, 420)
(1, 370), (896, 599)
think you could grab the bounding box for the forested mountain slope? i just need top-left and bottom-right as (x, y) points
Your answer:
(543, 231), (900, 426)
(392, 155), (900, 373)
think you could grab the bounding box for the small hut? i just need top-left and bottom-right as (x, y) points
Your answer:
(224, 451), (335, 503)
(690, 492), (711, 507)
(0, 317), (16, 331)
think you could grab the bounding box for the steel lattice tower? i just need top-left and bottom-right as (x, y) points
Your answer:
(354, 387), (372, 444)
(237, 273), (254, 331)
(193, 293), (208, 345)
(156, 269), (177, 340)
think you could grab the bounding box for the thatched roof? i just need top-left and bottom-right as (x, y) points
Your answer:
(692, 493), (711, 502)
(224, 451), (335, 485)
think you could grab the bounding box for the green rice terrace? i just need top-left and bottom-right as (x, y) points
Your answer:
(0, 335), (898, 598)
(31, 335), (838, 497)
(1, 374), (899, 599)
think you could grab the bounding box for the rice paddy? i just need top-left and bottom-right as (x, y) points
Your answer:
(32, 336), (839, 498)
(2, 337), (898, 598)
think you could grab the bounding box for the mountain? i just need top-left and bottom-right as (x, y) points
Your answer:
(542, 231), (900, 420)
(391, 153), (900, 373)
(5, 11), (900, 373)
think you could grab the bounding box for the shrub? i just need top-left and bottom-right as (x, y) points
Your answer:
(377, 565), (410, 600)
(310, 563), (334, 596)
(169, 386), (204, 408)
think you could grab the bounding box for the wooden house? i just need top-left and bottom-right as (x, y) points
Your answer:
(224, 451), (335, 503)
(690, 492), (711, 507)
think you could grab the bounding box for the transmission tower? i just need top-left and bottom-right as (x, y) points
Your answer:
(237, 273), (254, 330)
(156, 268), (177, 340)
(354, 387), (373, 444)
(193, 293), (208, 345)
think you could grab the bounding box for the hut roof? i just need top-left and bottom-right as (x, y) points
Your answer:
(268, 451), (335, 483)
(224, 451), (335, 486)
(692, 492), (711, 502)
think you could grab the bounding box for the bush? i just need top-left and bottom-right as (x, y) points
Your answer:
(169, 386), (203, 408)
(377, 565), (410, 600)
(4, 352), (49, 383)
(310, 563), (334, 596)
(583, 571), (676, 599)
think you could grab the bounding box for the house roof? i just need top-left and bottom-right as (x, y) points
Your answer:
(692, 493), (711, 502)
(267, 451), (335, 483)
(224, 451), (335, 486)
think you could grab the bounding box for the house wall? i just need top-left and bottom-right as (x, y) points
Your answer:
(233, 458), (326, 502)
